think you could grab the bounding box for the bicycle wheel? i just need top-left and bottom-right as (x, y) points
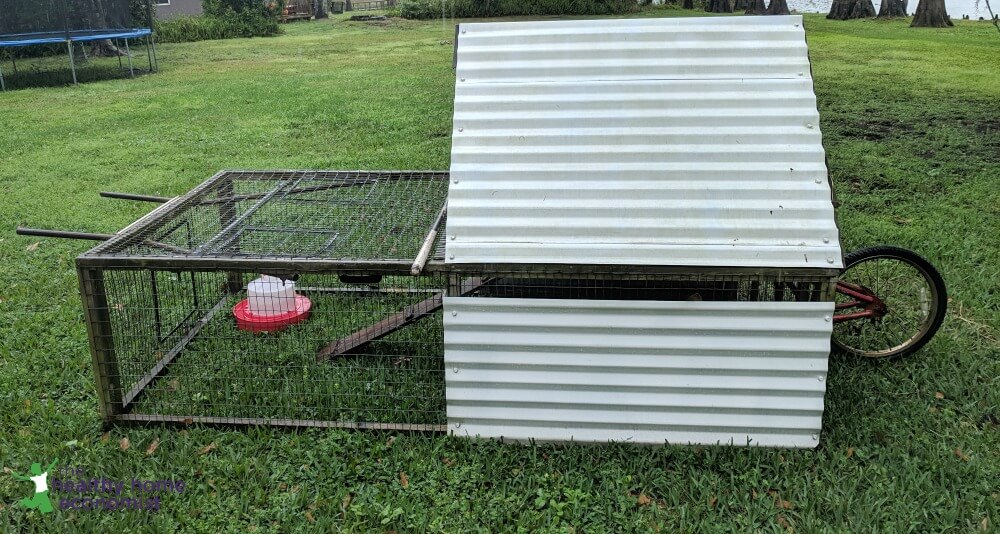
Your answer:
(833, 246), (947, 359)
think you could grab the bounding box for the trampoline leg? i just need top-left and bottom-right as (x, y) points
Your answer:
(0, 62), (5, 92)
(67, 41), (78, 85)
(118, 40), (124, 71)
(151, 34), (158, 72)
(146, 37), (153, 73)
(125, 39), (134, 78)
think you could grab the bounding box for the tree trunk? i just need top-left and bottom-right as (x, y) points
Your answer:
(733, 0), (749, 10)
(89, 39), (126, 58)
(826, 0), (875, 19)
(911, 0), (952, 26)
(683, 0), (694, 8)
(745, 0), (767, 14)
(706, 0), (733, 13)
(877, 0), (907, 17)
(315, 0), (328, 18)
(766, 0), (790, 14)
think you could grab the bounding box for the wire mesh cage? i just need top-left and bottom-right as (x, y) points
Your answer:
(78, 170), (451, 430)
(79, 268), (448, 429)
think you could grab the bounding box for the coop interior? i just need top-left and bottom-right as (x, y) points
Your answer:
(454, 273), (832, 303)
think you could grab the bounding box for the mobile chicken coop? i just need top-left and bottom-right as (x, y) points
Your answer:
(71, 16), (845, 448)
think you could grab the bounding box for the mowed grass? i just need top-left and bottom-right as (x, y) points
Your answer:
(1, 11), (999, 531)
(110, 271), (449, 425)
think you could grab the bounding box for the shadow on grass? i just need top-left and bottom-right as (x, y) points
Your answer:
(1, 56), (155, 91)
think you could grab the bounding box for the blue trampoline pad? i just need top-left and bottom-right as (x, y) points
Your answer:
(0, 28), (151, 48)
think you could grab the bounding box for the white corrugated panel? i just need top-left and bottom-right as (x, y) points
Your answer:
(446, 16), (842, 269)
(444, 298), (834, 447)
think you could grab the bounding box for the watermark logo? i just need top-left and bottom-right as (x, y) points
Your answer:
(9, 460), (185, 514)
(10, 458), (58, 515)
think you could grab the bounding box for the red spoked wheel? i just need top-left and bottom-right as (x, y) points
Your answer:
(833, 246), (947, 360)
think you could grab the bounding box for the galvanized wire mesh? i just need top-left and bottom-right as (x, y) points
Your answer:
(78, 265), (834, 429)
(84, 170), (450, 263)
(81, 267), (447, 429)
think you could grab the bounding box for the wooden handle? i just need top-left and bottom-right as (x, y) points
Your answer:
(410, 203), (447, 275)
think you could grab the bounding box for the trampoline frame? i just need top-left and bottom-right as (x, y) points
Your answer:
(0, 29), (157, 90)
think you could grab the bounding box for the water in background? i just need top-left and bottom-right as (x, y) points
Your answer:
(789, 0), (994, 18)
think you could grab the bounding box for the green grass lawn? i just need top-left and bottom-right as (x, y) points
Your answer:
(1, 10), (999, 531)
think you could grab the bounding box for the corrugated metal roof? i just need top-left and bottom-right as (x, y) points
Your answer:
(444, 297), (834, 447)
(446, 15), (842, 269)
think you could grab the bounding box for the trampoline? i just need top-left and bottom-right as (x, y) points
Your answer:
(0, 0), (158, 90)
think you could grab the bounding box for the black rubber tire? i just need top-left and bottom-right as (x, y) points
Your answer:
(833, 245), (947, 360)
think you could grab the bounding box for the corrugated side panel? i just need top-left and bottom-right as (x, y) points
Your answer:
(446, 15), (843, 269)
(444, 298), (834, 448)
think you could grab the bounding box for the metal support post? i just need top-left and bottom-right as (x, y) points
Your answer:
(78, 267), (124, 421)
(125, 39), (134, 78)
(150, 34), (158, 72)
(67, 40), (78, 85)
